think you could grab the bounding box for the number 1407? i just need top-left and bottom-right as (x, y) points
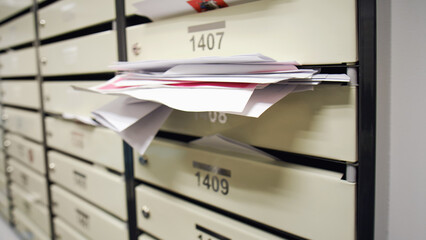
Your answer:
(190, 32), (224, 51)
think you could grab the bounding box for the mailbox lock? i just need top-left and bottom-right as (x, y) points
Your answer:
(139, 155), (148, 165)
(40, 57), (48, 65)
(48, 162), (55, 172)
(3, 139), (11, 148)
(45, 95), (50, 102)
(141, 206), (150, 218)
(39, 19), (46, 27)
(132, 43), (141, 56)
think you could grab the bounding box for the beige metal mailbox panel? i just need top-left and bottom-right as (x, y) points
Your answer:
(38, 0), (115, 39)
(11, 184), (51, 235)
(51, 185), (129, 240)
(4, 133), (45, 174)
(136, 185), (286, 240)
(39, 31), (117, 76)
(127, 0), (356, 65)
(1, 81), (40, 109)
(0, 48), (37, 77)
(9, 159), (48, 206)
(138, 234), (158, 240)
(54, 217), (88, 240)
(45, 117), (124, 172)
(0, 173), (6, 195)
(162, 85), (357, 162)
(135, 138), (356, 240)
(0, 0), (32, 21)
(0, 13), (34, 49)
(43, 81), (116, 117)
(125, 0), (140, 16)
(48, 151), (127, 220)
(2, 107), (42, 142)
(0, 152), (5, 174)
(0, 192), (9, 220)
(13, 209), (50, 240)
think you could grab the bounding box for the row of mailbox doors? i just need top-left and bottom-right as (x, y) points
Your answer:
(1, 121), (356, 240)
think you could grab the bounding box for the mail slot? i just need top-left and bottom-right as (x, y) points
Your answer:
(2, 107), (43, 142)
(5, 133), (45, 174)
(54, 217), (88, 240)
(0, 192), (9, 220)
(0, 13), (34, 49)
(38, 0), (115, 39)
(0, 173), (7, 195)
(136, 185), (287, 240)
(10, 183), (51, 236)
(0, 1), (32, 21)
(8, 159), (49, 206)
(13, 208), (50, 240)
(39, 31), (117, 76)
(43, 81), (116, 117)
(48, 150), (127, 220)
(45, 117), (124, 173)
(162, 84), (357, 162)
(127, 0), (356, 64)
(0, 47), (37, 77)
(51, 185), (129, 240)
(135, 138), (356, 240)
(0, 81), (40, 109)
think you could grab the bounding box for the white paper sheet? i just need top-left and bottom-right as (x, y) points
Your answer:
(163, 63), (299, 75)
(92, 96), (162, 132)
(132, 0), (259, 21)
(61, 113), (100, 126)
(190, 134), (278, 161)
(109, 53), (276, 72)
(119, 105), (172, 154)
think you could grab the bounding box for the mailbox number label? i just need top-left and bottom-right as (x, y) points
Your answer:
(190, 32), (224, 52)
(195, 172), (229, 195)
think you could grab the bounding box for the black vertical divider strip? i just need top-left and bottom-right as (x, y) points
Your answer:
(357, 0), (377, 239)
(115, 1), (138, 240)
(32, 0), (56, 239)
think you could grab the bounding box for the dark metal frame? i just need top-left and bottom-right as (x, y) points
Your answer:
(357, 0), (377, 239)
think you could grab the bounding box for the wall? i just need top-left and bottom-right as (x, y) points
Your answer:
(377, 0), (426, 239)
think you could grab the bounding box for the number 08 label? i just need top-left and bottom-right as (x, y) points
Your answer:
(188, 21), (226, 52)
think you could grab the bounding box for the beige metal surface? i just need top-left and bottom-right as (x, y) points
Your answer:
(136, 185), (287, 240)
(0, 191), (8, 220)
(39, 31), (117, 76)
(125, 0), (140, 16)
(54, 217), (88, 240)
(127, 0), (356, 64)
(4, 133), (45, 174)
(0, 152), (5, 174)
(38, 0), (115, 39)
(8, 158), (48, 206)
(1, 81), (40, 109)
(0, 0), (32, 21)
(2, 107), (43, 142)
(10, 183), (51, 235)
(0, 173), (6, 195)
(51, 185), (129, 240)
(138, 234), (158, 240)
(13, 208), (50, 240)
(48, 150), (127, 220)
(162, 85), (357, 162)
(45, 117), (124, 172)
(135, 138), (356, 240)
(0, 47), (37, 77)
(0, 13), (34, 49)
(43, 81), (116, 117)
